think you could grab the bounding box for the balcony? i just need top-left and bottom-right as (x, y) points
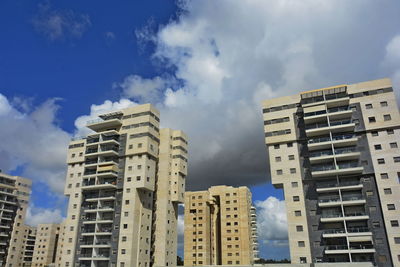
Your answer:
(308, 134), (358, 151)
(311, 162), (363, 178)
(82, 179), (117, 191)
(318, 195), (365, 207)
(324, 244), (375, 254)
(317, 180), (363, 192)
(320, 212), (368, 223)
(87, 117), (122, 132)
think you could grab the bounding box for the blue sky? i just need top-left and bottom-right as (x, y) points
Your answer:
(1, 0), (400, 261)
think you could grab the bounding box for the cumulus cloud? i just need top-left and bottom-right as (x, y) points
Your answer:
(255, 196), (288, 243)
(26, 204), (65, 227)
(0, 94), (71, 193)
(32, 2), (91, 41)
(117, 0), (394, 190)
(118, 75), (168, 103)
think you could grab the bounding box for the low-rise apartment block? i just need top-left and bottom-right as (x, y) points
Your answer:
(184, 185), (258, 266)
(262, 78), (400, 266)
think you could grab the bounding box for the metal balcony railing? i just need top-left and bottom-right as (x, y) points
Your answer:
(325, 245), (348, 250)
(308, 136), (331, 144)
(306, 122), (329, 130)
(337, 162), (359, 169)
(317, 180), (361, 189)
(328, 106), (350, 113)
(341, 195), (363, 201)
(321, 213), (342, 218)
(347, 227), (370, 233)
(322, 229), (346, 234)
(310, 150), (333, 158)
(332, 134), (356, 141)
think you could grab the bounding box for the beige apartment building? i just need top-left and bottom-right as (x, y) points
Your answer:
(0, 172), (32, 267)
(59, 104), (188, 267)
(184, 185), (258, 266)
(262, 78), (400, 266)
(31, 223), (61, 267)
(22, 225), (36, 267)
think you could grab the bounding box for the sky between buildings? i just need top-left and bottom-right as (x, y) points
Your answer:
(1, 0), (400, 260)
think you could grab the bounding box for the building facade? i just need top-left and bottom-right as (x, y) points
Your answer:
(31, 223), (61, 267)
(22, 226), (36, 267)
(262, 78), (400, 266)
(0, 172), (32, 267)
(184, 185), (258, 266)
(60, 104), (188, 267)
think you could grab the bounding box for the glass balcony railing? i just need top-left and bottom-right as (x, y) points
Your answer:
(308, 136), (331, 144)
(317, 180), (361, 189)
(312, 165), (335, 172)
(334, 147), (357, 155)
(344, 212), (367, 217)
(347, 227), (370, 233)
(306, 122), (329, 130)
(304, 110), (327, 117)
(337, 162), (359, 169)
(349, 244), (374, 250)
(325, 245), (348, 250)
(330, 119), (352, 127)
(310, 150), (334, 158)
(321, 213), (342, 218)
(332, 134), (356, 141)
(318, 197), (340, 203)
(327, 106), (350, 113)
(341, 195), (363, 201)
(323, 229), (346, 234)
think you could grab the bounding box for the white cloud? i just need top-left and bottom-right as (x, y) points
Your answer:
(382, 35), (400, 101)
(0, 94), (71, 193)
(32, 2), (91, 41)
(121, 0), (400, 192)
(26, 204), (65, 227)
(255, 196), (288, 243)
(119, 75), (167, 103)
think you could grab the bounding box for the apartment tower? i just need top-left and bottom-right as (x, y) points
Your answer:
(0, 172), (32, 267)
(22, 225), (36, 267)
(31, 223), (61, 267)
(184, 185), (258, 266)
(60, 104), (188, 267)
(262, 78), (399, 266)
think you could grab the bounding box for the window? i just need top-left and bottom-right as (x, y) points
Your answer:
(395, 237), (400, 244)
(387, 129), (394, 135)
(123, 224), (128, 229)
(300, 257), (307, 263)
(296, 225), (303, 232)
(378, 158), (385, 164)
(390, 142), (398, 148)
(275, 156), (281, 162)
(291, 182), (298, 187)
(136, 176), (141, 181)
(298, 241), (305, 247)
(293, 196), (300, 202)
(374, 144), (382, 150)
(381, 173), (389, 179)
(384, 188), (392, 195)
(380, 101), (388, 107)
(274, 144), (280, 149)
(290, 168), (296, 174)
(287, 142), (293, 147)
(365, 104), (373, 109)
(276, 170), (283, 175)
(391, 220), (399, 227)
(369, 206), (377, 212)
(371, 131), (378, 136)
(295, 210), (301, 216)
(388, 204), (396, 210)
(368, 117), (376, 123)
(394, 157), (400, 163)
(128, 145), (133, 149)
(288, 155), (295, 160)
(384, 114), (392, 121)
